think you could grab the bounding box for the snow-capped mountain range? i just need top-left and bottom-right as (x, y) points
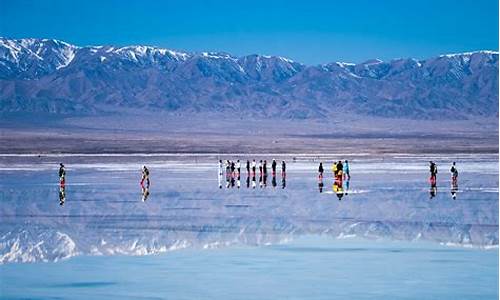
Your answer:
(0, 37), (498, 119)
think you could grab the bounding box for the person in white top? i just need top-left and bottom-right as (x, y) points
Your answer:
(236, 160), (241, 174)
(218, 160), (223, 175)
(251, 160), (257, 176)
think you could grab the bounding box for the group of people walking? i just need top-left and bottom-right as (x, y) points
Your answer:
(218, 159), (287, 189)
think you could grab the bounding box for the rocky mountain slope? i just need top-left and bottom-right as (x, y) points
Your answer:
(0, 38), (498, 119)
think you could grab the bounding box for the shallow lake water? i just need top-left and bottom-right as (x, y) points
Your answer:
(0, 154), (498, 299)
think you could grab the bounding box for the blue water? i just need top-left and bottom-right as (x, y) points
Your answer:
(0, 154), (498, 299)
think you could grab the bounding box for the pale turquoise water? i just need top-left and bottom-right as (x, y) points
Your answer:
(0, 154), (498, 299)
(1, 236), (498, 300)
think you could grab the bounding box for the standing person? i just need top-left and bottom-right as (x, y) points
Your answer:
(337, 160), (343, 180)
(281, 160), (286, 177)
(246, 160), (250, 174)
(332, 161), (338, 178)
(236, 160), (241, 175)
(251, 159), (256, 176)
(263, 160), (268, 176)
(343, 160), (350, 180)
(429, 161), (438, 183)
(226, 160), (231, 177)
(140, 166), (150, 187)
(318, 162), (324, 179)
(58, 163), (66, 186)
(450, 162), (458, 186)
(259, 160), (263, 176)
(231, 161), (236, 176)
(272, 159), (277, 176)
(218, 160), (224, 176)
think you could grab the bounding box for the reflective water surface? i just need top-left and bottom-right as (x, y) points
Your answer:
(0, 154), (498, 299)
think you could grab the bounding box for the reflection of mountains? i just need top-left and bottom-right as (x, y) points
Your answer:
(0, 176), (498, 263)
(1, 217), (497, 264)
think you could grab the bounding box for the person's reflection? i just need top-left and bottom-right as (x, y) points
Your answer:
(272, 175), (277, 188)
(263, 174), (267, 188)
(259, 173), (263, 188)
(318, 177), (324, 193)
(246, 176), (250, 188)
(218, 172), (223, 189)
(237, 174), (241, 189)
(333, 178), (343, 200)
(429, 181), (437, 199)
(451, 181), (458, 200)
(141, 185), (150, 202)
(252, 174), (256, 189)
(231, 174), (235, 188)
(281, 174), (286, 189)
(59, 185), (66, 206)
(226, 172), (231, 188)
(344, 177), (350, 196)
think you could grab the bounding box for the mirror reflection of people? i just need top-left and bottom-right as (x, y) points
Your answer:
(218, 171), (223, 189)
(344, 176), (350, 195)
(141, 185), (150, 202)
(429, 181), (437, 199)
(237, 174), (241, 189)
(252, 174), (256, 189)
(272, 174), (277, 188)
(318, 176), (324, 193)
(59, 185), (66, 206)
(281, 176), (286, 189)
(333, 178), (343, 200)
(450, 184), (458, 200)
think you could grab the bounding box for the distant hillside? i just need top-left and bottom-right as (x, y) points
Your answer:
(0, 38), (498, 120)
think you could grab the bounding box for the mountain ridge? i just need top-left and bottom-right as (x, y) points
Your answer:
(0, 37), (498, 120)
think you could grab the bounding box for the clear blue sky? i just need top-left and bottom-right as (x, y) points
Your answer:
(0, 0), (498, 64)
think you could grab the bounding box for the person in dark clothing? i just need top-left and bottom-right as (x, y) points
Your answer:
(263, 160), (268, 175)
(318, 162), (324, 179)
(281, 161), (286, 177)
(259, 160), (263, 176)
(272, 159), (277, 175)
(140, 165), (150, 187)
(450, 162), (458, 185)
(231, 161), (235, 176)
(337, 160), (343, 178)
(429, 161), (438, 182)
(246, 160), (250, 174)
(236, 160), (241, 175)
(251, 160), (256, 176)
(58, 163), (66, 186)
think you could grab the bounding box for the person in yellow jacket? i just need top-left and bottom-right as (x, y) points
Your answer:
(332, 162), (337, 177)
